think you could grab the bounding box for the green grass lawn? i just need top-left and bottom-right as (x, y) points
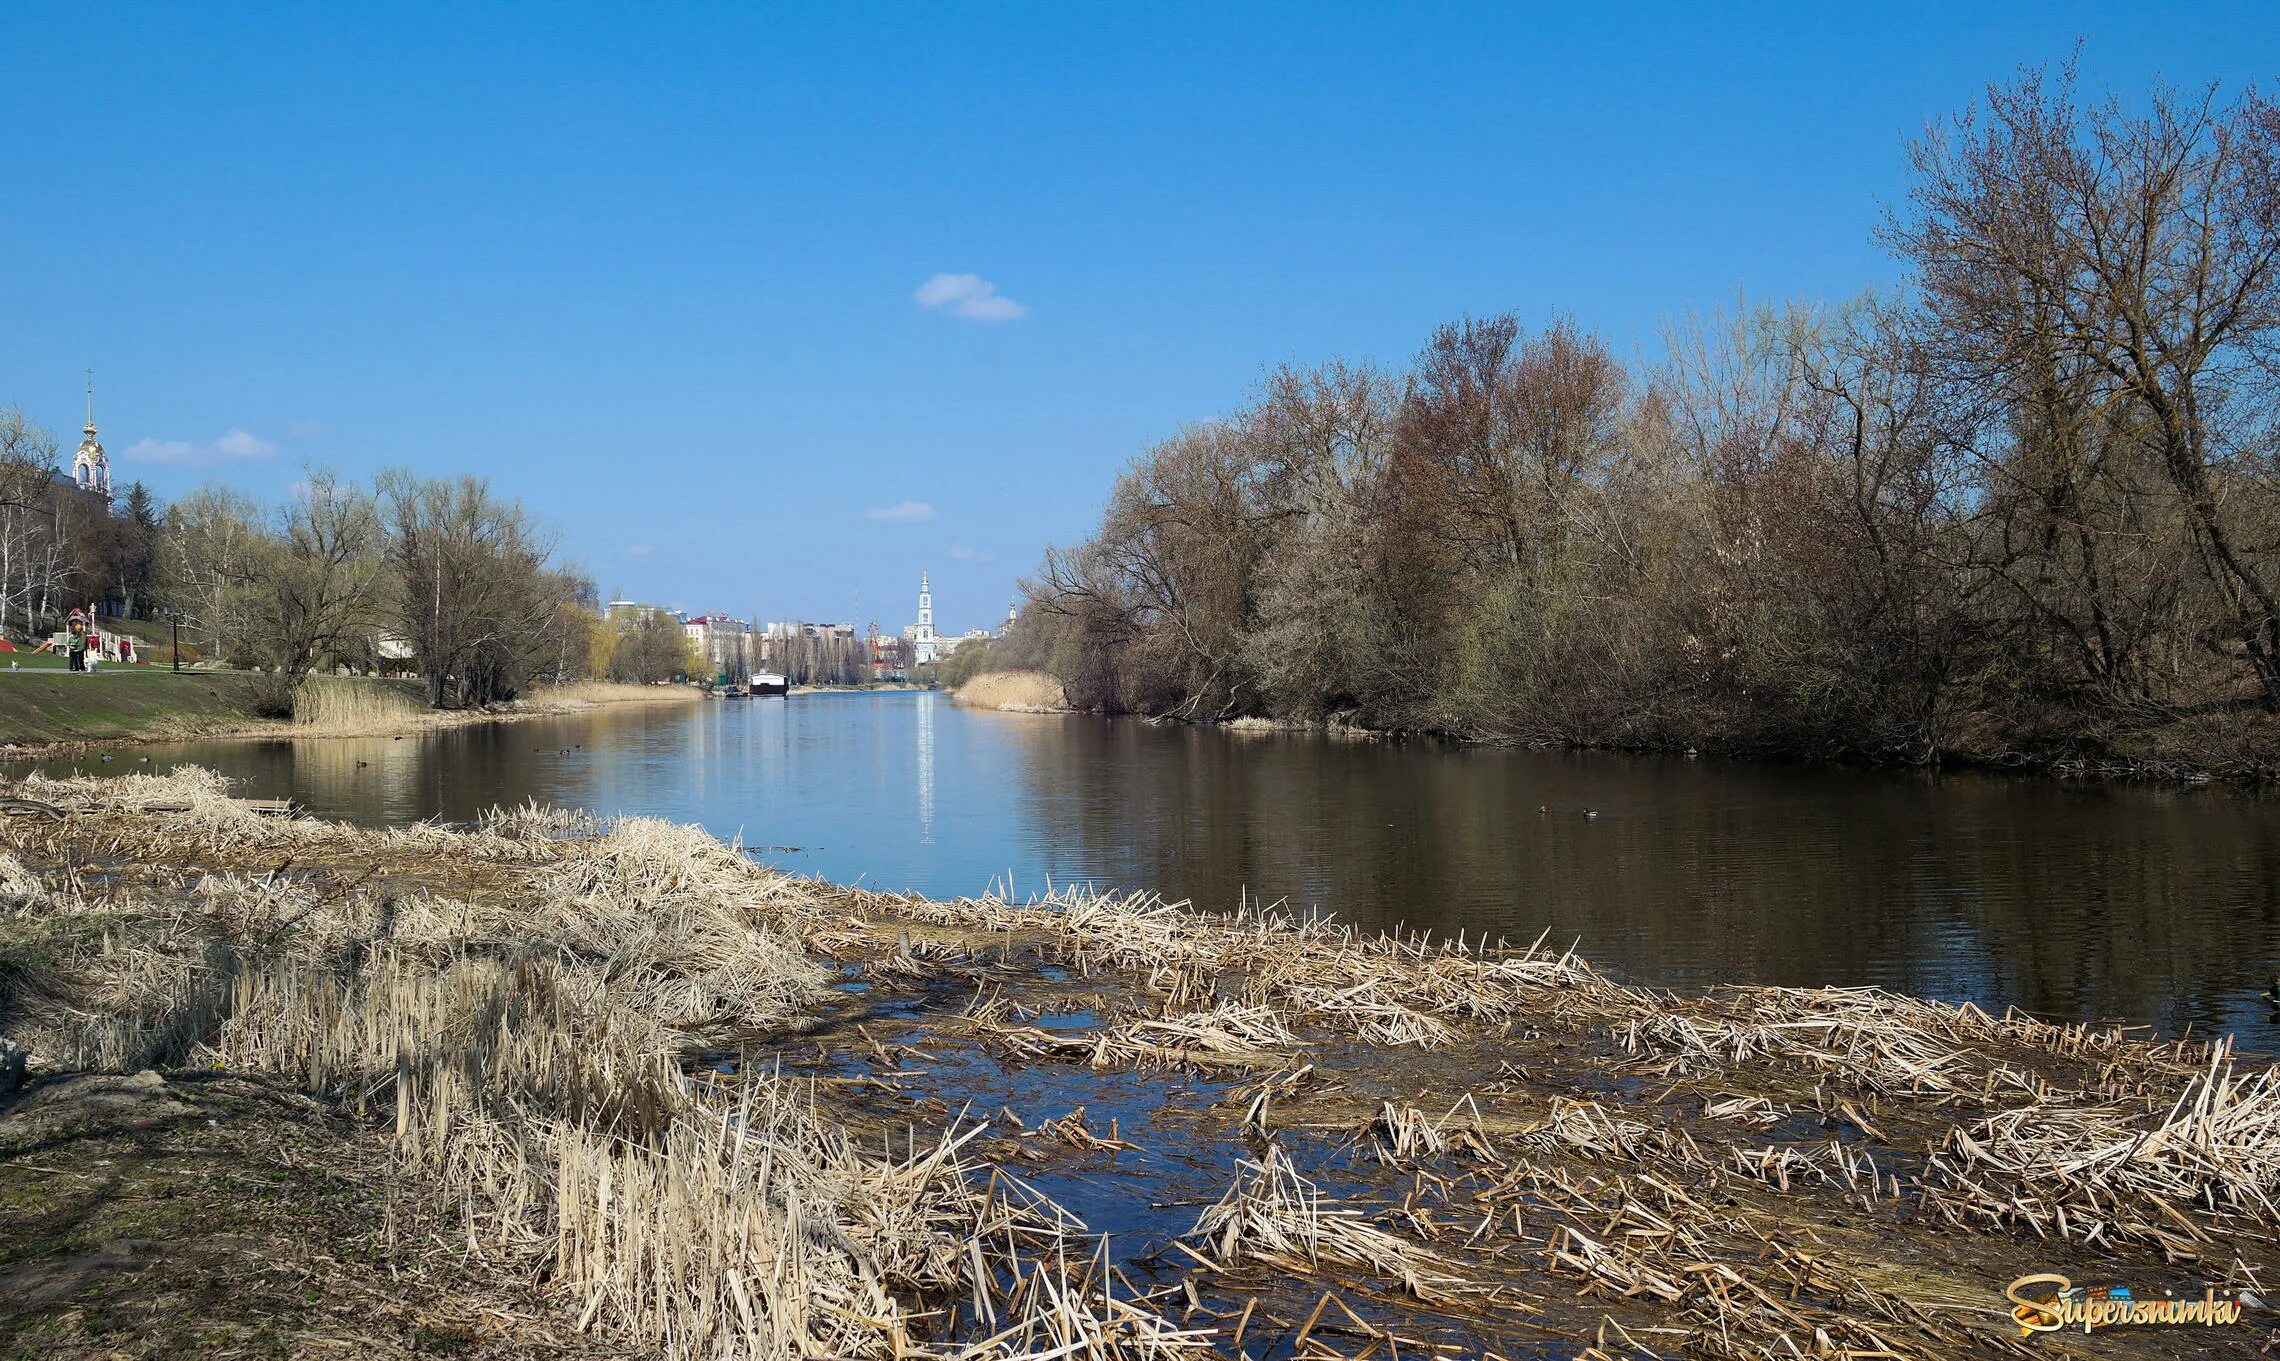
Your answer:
(0, 667), (271, 745)
(3, 652), (120, 672)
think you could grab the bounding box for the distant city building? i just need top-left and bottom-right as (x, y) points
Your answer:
(904, 571), (937, 664)
(872, 633), (912, 678)
(765, 620), (854, 639)
(932, 627), (995, 660)
(603, 599), (674, 622)
(683, 614), (753, 678)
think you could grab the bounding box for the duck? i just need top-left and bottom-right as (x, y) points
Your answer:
(1584, 808), (1600, 819)
(2264, 977), (2280, 1008)
(1537, 805), (1549, 815)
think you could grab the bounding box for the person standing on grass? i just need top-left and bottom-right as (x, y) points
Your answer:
(65, 609), (88, 673)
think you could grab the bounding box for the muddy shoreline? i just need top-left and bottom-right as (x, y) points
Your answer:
(948, 673), (2266, 788)
(0, 769), (2273, 1357)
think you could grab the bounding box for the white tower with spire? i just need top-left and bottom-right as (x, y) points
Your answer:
(71, 369), (111, 505)
(906, 571), (938, 664)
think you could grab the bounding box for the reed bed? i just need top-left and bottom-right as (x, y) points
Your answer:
(898, 885), (1619, 1050)
(291, 673), (429, 731)
(195, 919), (1170, 1356)
(7, 765), (2280, 1359)
(1189, 1145), (1463, 1300)
(1918, 1038), (2280, 1259)
(1517, 1097), (1708, 1169)
(481, 797), (608, 841)
(1472, 1158), (1997, 1361)
(0, 851), (44, 910)
(1365, 1098), (1492, 1164)
(945, 1245), (1216, 1359)
(982, 998), (1300, 1070)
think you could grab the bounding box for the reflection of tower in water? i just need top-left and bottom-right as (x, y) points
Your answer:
(916, 691), (935, 843)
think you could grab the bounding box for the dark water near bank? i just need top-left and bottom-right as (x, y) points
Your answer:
(44, 692), (2280, 1045)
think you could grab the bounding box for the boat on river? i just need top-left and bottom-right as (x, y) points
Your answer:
(751, 670), (789, 697)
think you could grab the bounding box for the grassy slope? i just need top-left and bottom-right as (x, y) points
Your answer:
(0, 669), (272, 745)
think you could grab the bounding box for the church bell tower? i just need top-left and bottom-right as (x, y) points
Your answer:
(71, 369), (112, 506)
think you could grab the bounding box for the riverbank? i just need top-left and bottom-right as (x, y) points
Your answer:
(0, 668), (274, 750)
(0, 672), (699, 755)
(989, 668), (2276, 786)
(1, 767), (2271, 1358)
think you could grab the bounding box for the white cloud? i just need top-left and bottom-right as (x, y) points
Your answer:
(122, 428), (278, 465)
(948, 542), (996, 562)
(213, 429), (277, 460)
(865, 500), (936, 523)
(913, 272), (1028, 322)
(123, 438), (196, 463)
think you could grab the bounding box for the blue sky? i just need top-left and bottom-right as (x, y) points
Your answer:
(4, 5), (2275, 634)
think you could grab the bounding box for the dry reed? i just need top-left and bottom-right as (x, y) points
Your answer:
(1189, 1145), (1462, 1300)
(6, 763), (2277, 1360)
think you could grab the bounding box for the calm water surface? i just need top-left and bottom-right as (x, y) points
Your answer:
(43, 692), (2280, 1045)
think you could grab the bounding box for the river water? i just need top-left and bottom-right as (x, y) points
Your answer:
(46, 691), (2280, 1045)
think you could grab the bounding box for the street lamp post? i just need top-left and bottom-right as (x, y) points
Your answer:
(166, 609), (179, 673)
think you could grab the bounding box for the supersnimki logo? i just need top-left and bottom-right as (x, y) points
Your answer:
(2005, 1274), (2247, 1337)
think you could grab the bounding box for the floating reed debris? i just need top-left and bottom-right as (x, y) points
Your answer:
(1517, 1098), (1707, 1169)
(946, 1244), (1216, 1360)
(1031, 1106), (1139, 1152)
(1189, 1146), (1462, 1301)
(1922, 1038), (2280, 1253)
(480, 797), (606, 841)
(982, 999), (1299, 1071)
(1366, 1097), (1493, 1164)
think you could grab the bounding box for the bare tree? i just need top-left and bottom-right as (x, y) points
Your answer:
(243, 467), (385, 689)
(154, 487), (267, 662)
(379, 470), (579, 707)
(1889, 67), (2280, 708)
(0, 408), (63, 641)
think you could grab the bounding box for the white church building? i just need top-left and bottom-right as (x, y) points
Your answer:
(904, 572), (938, 664)
(71, 373), (111, 506)
(902, 572), (1008, 664)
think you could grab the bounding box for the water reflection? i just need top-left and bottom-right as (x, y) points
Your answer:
(55, 693), (2280, 1045)
(917, 691), (935, 844)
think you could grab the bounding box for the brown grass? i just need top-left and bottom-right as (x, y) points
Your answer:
(291, 674), (431, 732)
(950, 669), (1069, 713)
(7, 765), (2280, 1359)
(527, 680), (703, 708)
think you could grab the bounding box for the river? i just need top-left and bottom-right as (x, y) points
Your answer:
(38, 690), (2280, 1045)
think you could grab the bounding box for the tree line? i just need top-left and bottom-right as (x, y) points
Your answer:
(999, 70), (2280, 775)
(0, 418), (878, 704)
(0, 431), (708, 709)
(0, 411), (159, 638)
(149, 468), (603, 710)
(759, 630), (872, 686)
